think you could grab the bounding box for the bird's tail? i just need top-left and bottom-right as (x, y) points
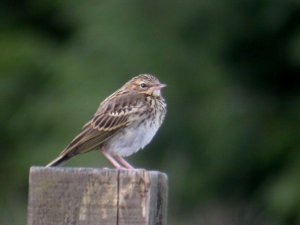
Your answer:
(46, 154), (70, 167)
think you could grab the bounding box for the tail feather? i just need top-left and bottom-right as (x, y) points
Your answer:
(46, 154), (69, 167)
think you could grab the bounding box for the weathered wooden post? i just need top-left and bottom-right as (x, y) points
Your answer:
(27, 167), (168, 225)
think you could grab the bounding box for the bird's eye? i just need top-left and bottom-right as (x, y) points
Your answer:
(140, 82), (147, 88)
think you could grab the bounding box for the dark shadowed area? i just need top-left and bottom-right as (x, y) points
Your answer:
(0, 1), (299, 224)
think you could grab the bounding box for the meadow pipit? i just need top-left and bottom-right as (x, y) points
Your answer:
(46, 74), (167, 169)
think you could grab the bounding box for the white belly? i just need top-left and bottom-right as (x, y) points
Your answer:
(104, 119), (160, 157)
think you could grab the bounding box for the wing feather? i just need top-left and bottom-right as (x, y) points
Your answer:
(57, 92), (145, 158)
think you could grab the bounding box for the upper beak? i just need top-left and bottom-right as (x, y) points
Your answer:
(155, 83), (167, 89)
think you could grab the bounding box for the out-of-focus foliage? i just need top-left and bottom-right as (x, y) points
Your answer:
(0, 0), (299, 224)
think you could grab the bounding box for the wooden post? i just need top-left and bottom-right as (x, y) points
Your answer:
(27, 166), (168, 225)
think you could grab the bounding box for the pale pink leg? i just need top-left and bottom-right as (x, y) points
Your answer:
(101, 148), (123, 169)
(115, 155), (135, 169)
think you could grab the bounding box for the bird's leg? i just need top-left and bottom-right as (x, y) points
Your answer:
(101, 148), (124, 169)
(115, 155), (135, 169)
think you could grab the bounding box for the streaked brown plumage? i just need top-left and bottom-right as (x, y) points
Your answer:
(46, 74), (167, 169)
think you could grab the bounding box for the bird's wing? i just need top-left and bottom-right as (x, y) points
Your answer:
(58, 92), (146, 157)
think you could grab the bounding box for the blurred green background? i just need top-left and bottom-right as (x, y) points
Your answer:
(1, 0), (300, 224)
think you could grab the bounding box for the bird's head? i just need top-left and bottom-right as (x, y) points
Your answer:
(124, 74), (166, 97)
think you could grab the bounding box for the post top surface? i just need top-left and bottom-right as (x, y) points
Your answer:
(30, 166), (168, 180)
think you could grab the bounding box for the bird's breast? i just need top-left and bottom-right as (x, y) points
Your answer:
(104, 99), (166, 157)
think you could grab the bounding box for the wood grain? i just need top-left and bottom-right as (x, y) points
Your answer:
(27, 167), (168, 225)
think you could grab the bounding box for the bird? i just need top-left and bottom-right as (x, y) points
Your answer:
(46, 74), (167, 169)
